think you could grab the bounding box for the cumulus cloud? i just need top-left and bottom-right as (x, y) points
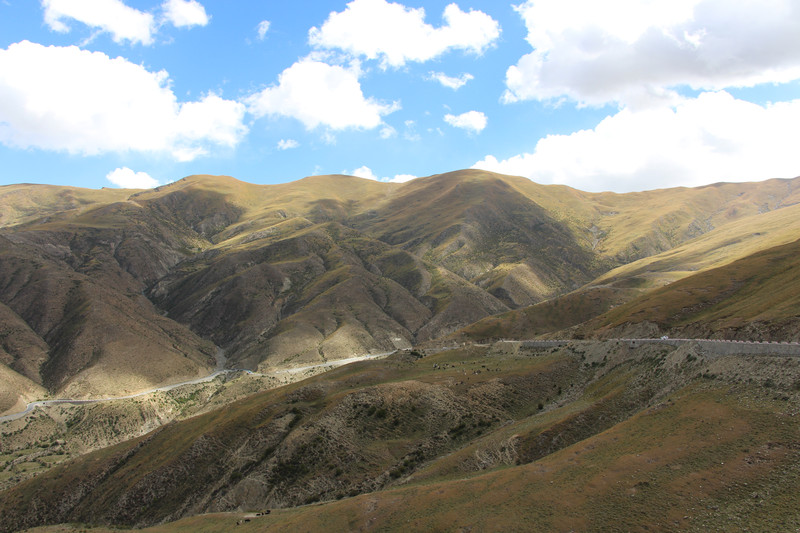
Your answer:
(41, 0), (211, 44)
(349, 165), (417, 183)
(388, 174), (418, 183)
(0, 41), (247, 160)
(351, 165), (380, 180)
(106, 167), (159, 188)
(309, 0), (500, 68)
(42, 0), (156, 45)
(444, 110), (487, 133)
(427, 71), (474, 90)
(505, 0), (800, 107)
(474, 91), (800, 192)
(257, 20), (270, 40)
(173, 93), (247, 157)
(246, 58), (399, 130)
(277, 138), (299, 150)
(161, 0), (209, 28)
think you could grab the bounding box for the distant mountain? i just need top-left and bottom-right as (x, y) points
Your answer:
(456, 192), (800, 344)
(1, 170), (799, 409)
(579, 236), (800, 340)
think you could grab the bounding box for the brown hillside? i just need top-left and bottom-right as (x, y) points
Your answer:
(581, 237), (800, 340)
(2, 341), (799, 532)
(353, 170), (604, 307)
(1, 171), (800, 398)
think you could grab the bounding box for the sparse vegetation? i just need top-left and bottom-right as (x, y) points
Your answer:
(3, 171), (800, 531)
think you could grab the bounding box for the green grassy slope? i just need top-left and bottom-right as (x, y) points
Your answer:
(453, 286), (638, 341)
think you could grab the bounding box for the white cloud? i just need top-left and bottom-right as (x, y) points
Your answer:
(174, 93), (247, 153)
(349, 165), (417, 183)
(474, 91), (800, 192)
(444, 110), (487, 133)
(277, 138), (299, 150)
(351, 165), (379, 180)
(257, 20), (271, 40)
(505, 0), (800, 107)
(426, 71), (474, 90)
(321, 131), (337, 145)
(402, 119), (420, 141)
(162, 0), (209, 28)
(42, 0), (156, 45)
(309, 0), (500, 68)
(0, 41), (247, 160)
(106, 167), (159, 188)
(388, 173), (417, 183)
(246, 58), (399, 130)
(379, 125), (397, 139)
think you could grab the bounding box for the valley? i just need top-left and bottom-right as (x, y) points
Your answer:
(2, 170), (800, 531)
(0, 348), (397, 424)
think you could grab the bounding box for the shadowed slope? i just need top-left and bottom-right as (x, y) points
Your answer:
(149, 221), (508, 370)
(0, 233), (216, 397)
(0, 182), (231, 397)
(354, 170), (604, 307)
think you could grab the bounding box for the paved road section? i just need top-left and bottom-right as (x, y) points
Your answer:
(518, 338), (800, 356)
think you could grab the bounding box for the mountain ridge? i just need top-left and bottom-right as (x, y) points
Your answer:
(3, 169), (800, 532)
(1, 169), (799, 409)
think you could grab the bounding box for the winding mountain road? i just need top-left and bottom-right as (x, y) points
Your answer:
(0, 349), (397, 423)
(4, 338), (798, 424)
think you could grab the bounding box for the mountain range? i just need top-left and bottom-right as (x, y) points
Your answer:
(2, 170), (800, 411)
(2, 170), (800, 532)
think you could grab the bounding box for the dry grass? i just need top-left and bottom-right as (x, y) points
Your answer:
(587, 237), (800, 337)
(6, 341), (800, 532)
(5, 172), (800, 532)
(42, 379), (795, 533)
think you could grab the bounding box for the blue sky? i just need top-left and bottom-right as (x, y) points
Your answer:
(1, 0), (799, 192)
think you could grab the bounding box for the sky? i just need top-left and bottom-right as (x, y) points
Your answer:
(0, 0), (799, 193)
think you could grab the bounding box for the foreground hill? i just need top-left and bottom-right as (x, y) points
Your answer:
(2, 341), (799, 532)
(1, 171), (799, 407)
